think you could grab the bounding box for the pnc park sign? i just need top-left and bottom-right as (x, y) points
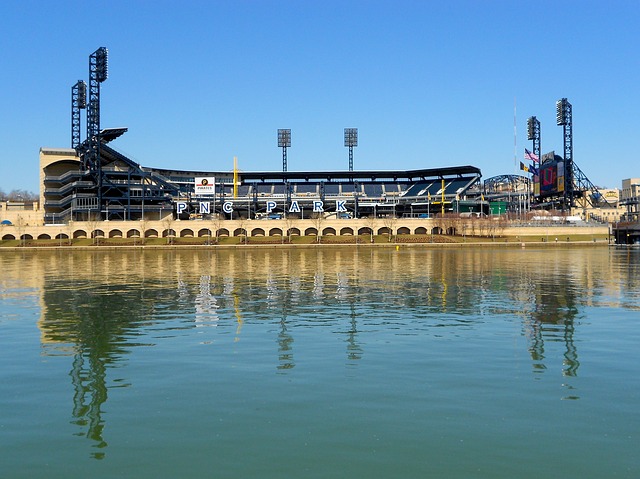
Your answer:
(175, 199), (349, 216)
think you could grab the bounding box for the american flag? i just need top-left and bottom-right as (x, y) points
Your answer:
(524, 148), (539, 163)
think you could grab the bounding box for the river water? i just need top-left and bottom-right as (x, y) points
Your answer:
(0, 246), (638, 478)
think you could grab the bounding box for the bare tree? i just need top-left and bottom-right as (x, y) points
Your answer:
(236, 217), (249, 245)
(487, 218), (498, 239)
(139, 217), (150, 245)
(311, 213), (325, 243)
(477, 218), (488, 237)
(210, 214), (223, 245)
(382, 215), (398, 242)
(4, 189), (39, 202)
(432, 214), (445, 236)
(468, 217), (477, 237)
(14, 216), (26, 246)
(65, 220), (74, 245)
(495, 215), (508, 239)
(87, 214), (100, 246)
(162, 215), (175, 245)
(285, 215), (295, 244)
(363, 215), (377, 243)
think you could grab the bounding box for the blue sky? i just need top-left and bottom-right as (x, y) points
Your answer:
(1, 0), (638, 193)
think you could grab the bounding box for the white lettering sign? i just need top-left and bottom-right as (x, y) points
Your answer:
(266, 201), (277, 213)
(199, 201), (210, 214)
(176, 202), (187, 214)
(313, 201), (324, 212)
(335, 200), (347, 212)
(289, 201), (300, 213)
(222, 201), (234, 213)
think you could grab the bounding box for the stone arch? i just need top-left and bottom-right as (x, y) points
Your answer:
(73, 230), (87, 239)
(358, 227), (373, 236)
(268, 228), (283, 237)
(145, 229), (159, 238)
(397, 226), (411, 235)
(233, 228), (247, 237)
(37, 233), (52, 240)
(180, 228), (194, 238)
(2, 234), (16, 240)
(55, 233), (69, 240)
(127, 229), (141, 238)
(446, 227), (456, 235)
(305, 227), (318, 236)
(109, 229), (123, 238)
(415, 226), (427, 235)
(162, 229), (176, 238)
(431, 226), (443, 235)
(21, 234), (33, 240)
(288, 227), (301, 236)
(322, 227), (336, 236)
(251, 228), (266, 237)
(378, 227), (391, 236)
(339, 227), (354, 235)
(92, 230), (105, 238)
(218, 228), (230, 237)
(197, 228), (212, 237)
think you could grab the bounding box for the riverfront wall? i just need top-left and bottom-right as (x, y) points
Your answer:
(0, 217), (610, 243)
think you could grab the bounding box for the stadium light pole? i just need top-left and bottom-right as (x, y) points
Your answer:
(526, 116), (540, 210)
(344, 128), (358, 171)
(526, 116), (541, 162)
(87, 47), (108, 218)
(278, 129), (291, 172)
(71, 80), (87, 149)
(556, 98), (573, 209)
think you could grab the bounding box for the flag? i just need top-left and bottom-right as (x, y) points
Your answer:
(525, 148), (539, 163)
(519, 161), (529, 173)
(529, 164), (539, 176)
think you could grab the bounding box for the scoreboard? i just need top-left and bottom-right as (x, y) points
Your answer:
(534, 151), (565, 198)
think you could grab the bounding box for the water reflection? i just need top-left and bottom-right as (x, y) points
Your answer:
(41, 282), (157, 458)
(1, 247), (639, 458)
(70, 352), (107, 458)
(277, 314), (294, 371)
(346, 303), (363, 362)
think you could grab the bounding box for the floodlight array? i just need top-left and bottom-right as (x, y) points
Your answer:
(556, 98), (568, 126)
(278, 129), (291, 147)
(527, 116), (536, 141)
(344, 128), (358, 147)
(95, 47), (108, 82)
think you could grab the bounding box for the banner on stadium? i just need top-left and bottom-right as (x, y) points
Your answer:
(195, 177), (215, 196)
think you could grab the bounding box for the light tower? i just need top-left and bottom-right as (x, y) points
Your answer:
(526, 116), (541, 162)
(278, 129), (291, 172)
(86, 47), (108, 218)
(71, 80), (87, 149)
(344, 128), (358, 171)
(85, 47), (108, 172)
(556, 98), (573, 207)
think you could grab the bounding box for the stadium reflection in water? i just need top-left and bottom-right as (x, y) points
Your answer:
(2, 246), (639, 476)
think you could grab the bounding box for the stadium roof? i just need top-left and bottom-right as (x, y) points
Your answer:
(153, 165), (482, 183)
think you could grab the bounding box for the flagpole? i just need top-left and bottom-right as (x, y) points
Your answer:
(514, 97), (517, 175)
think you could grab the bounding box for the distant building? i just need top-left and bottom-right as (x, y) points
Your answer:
(572, 188), (626, 223)
(621, 178), (640, 222)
